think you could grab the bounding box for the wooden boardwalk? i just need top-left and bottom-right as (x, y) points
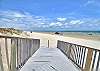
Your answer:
(0, 33), (100, 71)
(20, 47), (81, 71)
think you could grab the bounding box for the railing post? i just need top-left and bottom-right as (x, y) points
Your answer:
(83, 48), (93, 71)
(68, 44), (72, 58)
(48, 40), (49, 48)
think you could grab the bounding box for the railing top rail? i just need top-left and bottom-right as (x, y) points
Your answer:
(58, 40), (100, 51)
(0, 34), (39, 40)
(56, 35), (100, 50)
(57, 40), (100, 71)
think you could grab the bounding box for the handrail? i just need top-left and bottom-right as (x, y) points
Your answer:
(0, 35), (40, 71)
(0, 34), (38, 39)
(57, 40), (100, 71)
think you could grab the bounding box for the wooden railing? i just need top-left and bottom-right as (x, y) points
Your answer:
(0, 35), (40, 71)
(57, 40), (100, 71)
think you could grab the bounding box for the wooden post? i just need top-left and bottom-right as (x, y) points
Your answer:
(10, 38), (17, 71)
(17, 38), (21, 69)
(68, 44), (72, 58)
(48, 40), (49, 48)
(37, 40), (40, 49)
(0, 45), (4, 71)
(5, 38), (10, 71)
(83, 48), (93, 71)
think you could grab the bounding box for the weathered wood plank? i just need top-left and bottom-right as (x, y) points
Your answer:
(83, 48), (93, 71)
(0, 36), (40, 71)
(5, 38), (10, 71)
(10, 38), (17, 71)
(20, 48), (80, 71)
(0, 45), (4, 71)
(1, 38), (9, 71)
(17, 38), (21, 69)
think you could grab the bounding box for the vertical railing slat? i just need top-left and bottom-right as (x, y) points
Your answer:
(96, 51), (100, 71)
(5, 38), (10, 71)
(10, 38), (17, 71)
(0, 45), (4, 71)
(91, 50), (97, 71)
(82, 47), (86, 68)
(0, 36), (40, 71)
(57, 40), (100, 71)
(84, 48), (93, 71)
(80, 47), (83, 67)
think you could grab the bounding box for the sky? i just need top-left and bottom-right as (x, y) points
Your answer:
(0, 0), (100, 31)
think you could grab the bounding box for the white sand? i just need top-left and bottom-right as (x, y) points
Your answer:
(28, 32), (100, 50)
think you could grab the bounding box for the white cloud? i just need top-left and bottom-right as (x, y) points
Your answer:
(56, 22), (63, 26)
(0, 10), (100, 31)
(50, 23), (55, 26)
(50, 22), (63, 27)
(0, 10), (49, 30)
(78, 21), (84, 24)
(37, 18), (42, 21)
(65, 22), (68, 25)
(84, 0), (94, 6)
(70, 20), (81, 24)
(41, 23), (45, 24)
(0, 10), (26, 17)
(84, 0), (100, 7)
(13, 13), (25, 17)
(1, 18), (11, 22)
(57, 17), (67, 21)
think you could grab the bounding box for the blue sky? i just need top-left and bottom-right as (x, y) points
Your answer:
(1, 0), (100, 18)
(0, 0), (100, 31)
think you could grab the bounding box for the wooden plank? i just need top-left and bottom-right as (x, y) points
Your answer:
(91, 50), (97, 70)
(83, 48), (93, 71)
(1, 38), (9, 71)
(37, 40), (40, 49)
(48, 40), (49, 48)
(29, 39), (31, 57)
(10, 38), (17, 71)
(20, 48), (80, 71)
(30, 40), (34, 55)
(82, 48), (86, 68)
(7, 38), (11, 71)
(17, 38), (21, 69)
(96, 51), (100, 71)
(20, 39), (24, 66)
(5, 38), (10, 71)
(0, 45), (4, 71)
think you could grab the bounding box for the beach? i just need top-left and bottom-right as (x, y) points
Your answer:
(0, 29), (100, 48)
(0, 30), (100, 71)
(26, 31), (100, 50)
(40, 32), (100, 41)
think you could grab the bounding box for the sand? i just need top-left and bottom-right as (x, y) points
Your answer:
(28, 32), (100, 50)
(40, 32), (100, 41)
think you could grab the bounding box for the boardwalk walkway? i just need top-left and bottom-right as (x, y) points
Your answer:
(20, 47), (80, 71)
